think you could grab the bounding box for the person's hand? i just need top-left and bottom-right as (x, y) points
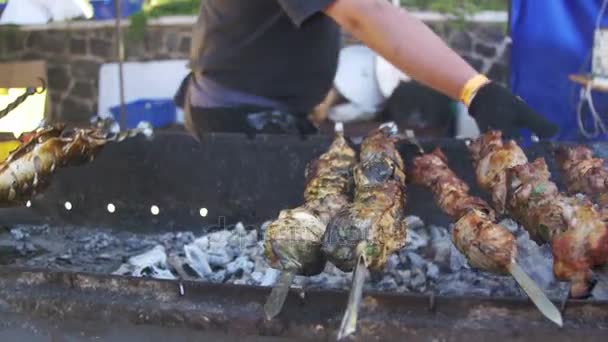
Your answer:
(468, 82), (558, 139)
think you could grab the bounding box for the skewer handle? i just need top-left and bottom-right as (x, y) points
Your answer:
(264, 270), (296, 320)
(509, 262), (563, 327)
(337, 254), (368, 340)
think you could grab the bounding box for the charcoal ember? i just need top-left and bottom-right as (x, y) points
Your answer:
(128, 245), (166, 267)
(81, 232), (116, 252)
(592, 274), (608, 300)
(375, 275), (399, 291)
(206, 270), (226, 283)
(498, 218), (519, 234)
(10, 228), (29, 241)
(260, 268), (280, 286)
(96, 253), (113, 260)
(449, 244), (468, 271)
(184, 244), (213, 278)
(405, 252), (426, 270)
(260, 220), (272, 233)
(391, 270), (411, 286)
(140, 265), (175, 280)
(159, 232), (195, 246)
(404, 228), (428, 251)
(124, 236), (156, 252)
(226, 256), (254, 275)
(426, 262), (440, 280)
(405, 216), (424, 230)
(429, 225), (452, 264)
(207, 250), (233, 267)
(385, 254), (400, 271)
(516, 230), (556, 289)
(409, 268), (427, 290)
(56, 253), (72, 264)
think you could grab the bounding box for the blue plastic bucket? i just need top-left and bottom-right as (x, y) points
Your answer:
(110, 99), (177, 129)
(91, 0), (144, 20)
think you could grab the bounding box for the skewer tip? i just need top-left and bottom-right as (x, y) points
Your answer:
(334, 122), (344, 134)
(509, 262), (563, 327)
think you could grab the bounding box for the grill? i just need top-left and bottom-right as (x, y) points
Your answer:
(1, 131), (607, 340)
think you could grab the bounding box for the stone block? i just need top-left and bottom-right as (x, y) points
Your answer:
(71, 81), (95, 99)
(70, 38), (87, 55)
(165, 31), (179, 52)
(90, 38), (115, 60)
(47, 66), (71, 92)
(71, 59), (100, 79)
(179, 36), (191, 55)
(450, 31), (473, 53)
(475, 43), (496, 58)
(61, 98), (94, 123)
(463, 55), (484, 72)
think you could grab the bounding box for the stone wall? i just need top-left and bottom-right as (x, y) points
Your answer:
(0, 15), (509, 124)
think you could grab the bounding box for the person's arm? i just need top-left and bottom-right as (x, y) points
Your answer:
(323, 0), (558, 138)
(324, 0), (474, 100)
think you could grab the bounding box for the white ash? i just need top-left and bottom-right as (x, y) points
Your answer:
(0, 216), (599, 300)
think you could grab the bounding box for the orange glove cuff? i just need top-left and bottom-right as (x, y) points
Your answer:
(459, 74), (490, 107)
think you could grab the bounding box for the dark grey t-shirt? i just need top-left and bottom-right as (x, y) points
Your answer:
(190, 0), (340, 114)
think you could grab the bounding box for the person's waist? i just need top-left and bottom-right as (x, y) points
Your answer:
(189, 73), (291, 112)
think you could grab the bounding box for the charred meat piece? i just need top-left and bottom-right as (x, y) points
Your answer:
(264, 133), (357, 276)
(468, 130), (528, 214)
(0, 126), (120, 207)
(322, 126), (407, 272)
(470, 131), (608, 297)
(555, 145), (608, 218)
(412, 148), (515, 274)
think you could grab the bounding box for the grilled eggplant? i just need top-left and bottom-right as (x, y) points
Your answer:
(0, 125), (137, 207)
(264, 133), (357, 276)
(322, 126), (407, 272)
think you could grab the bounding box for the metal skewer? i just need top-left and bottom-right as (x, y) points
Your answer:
(264, 270), (296, 320)
(337, 243), (369, 340)
(508, 262), (563, 326)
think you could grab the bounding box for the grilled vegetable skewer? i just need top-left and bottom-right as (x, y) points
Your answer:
(469, 131), (608, 298)
(263, 126), (357, 320)
(322, 124), (407, 339)
(411, 147), (562, 326)
(0, 124), (148, 207)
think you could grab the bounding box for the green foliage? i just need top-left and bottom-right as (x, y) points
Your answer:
(127, 0), (201, 42)
(401, 0), (506, 16)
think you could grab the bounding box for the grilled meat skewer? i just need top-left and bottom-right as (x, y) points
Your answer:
(0, 125), (146, 207)
(555, 145), (608, 218)
(322, 124), (407, 339)
(412, 148), (562, 325)
(469, 131), (608, 298)
(263, 130), (357, 320)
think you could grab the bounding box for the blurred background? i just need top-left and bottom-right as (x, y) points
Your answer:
(0, 1), (607, 141)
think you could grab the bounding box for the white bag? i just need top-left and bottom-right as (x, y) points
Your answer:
(0, 0), (93, 25)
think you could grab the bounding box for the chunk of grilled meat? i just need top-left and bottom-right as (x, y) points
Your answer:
(322, 126), (407, 272)
(555, 145), (608, 218)
(0, 125), (126, 207)
(264, 133), (357, 276)
(507, 159), (608, 297)
(468, 130), (528, 214)
(470, 131), (608, 297)
(412, 148), (515, 274)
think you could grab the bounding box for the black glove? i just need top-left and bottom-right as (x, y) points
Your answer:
(468, 82), (558, 139)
